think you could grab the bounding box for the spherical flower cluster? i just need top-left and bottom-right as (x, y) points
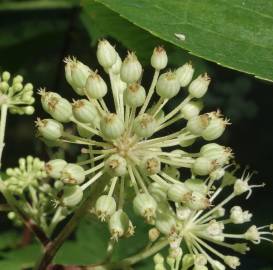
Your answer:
(35, 39), (272, 265)
(0, 71), (35, 115)
(4, 156), (84, 236)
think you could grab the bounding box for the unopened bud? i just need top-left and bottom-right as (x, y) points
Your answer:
(46, 159), (67, 179)
(186, 114), (209, 135)
(105, 154), (127, 176)
(61, 163), (85, 185)
(100, 113), (124, 139)
(95, 195), (116, 221)
(151, 46), (168, 70)
(176, 62), (194, 87)
(72, 99), (99, 124)
(133, 193), (157, 222)
(97, 39), (117, 69)
(36, 118), (63, 141)
(109, 209), (129, 241)
(85, 71), (107, 99)
(140, 155), (161, 175)
(124, 83), (146, 107)
(61, 185), (83, 207)
(156, 71), (180, 99)
(188, 73), (210, 98)
(133, 113), (157, 137)
(120, 52), (142, 83)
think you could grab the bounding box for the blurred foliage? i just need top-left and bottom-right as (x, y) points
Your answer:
(0, 0), (272, 269)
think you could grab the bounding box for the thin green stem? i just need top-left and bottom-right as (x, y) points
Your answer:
(34, 177), (108, 270)
(0, 104), (8, 167)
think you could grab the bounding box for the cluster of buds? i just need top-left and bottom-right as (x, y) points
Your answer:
(4, 156), (84, 236)
(35, 39), (272, 262)
(150, 169), (272, 270)
(0, 71), (35, 115)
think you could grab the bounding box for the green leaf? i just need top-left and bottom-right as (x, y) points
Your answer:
(94, 0), (273, 81)
(81, 0), (207, 70)
(0, 231), (20, 250)
(0, 244), (40, 270)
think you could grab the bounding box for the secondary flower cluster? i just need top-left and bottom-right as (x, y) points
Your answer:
(4, 156), (81, 236)
(0, 71), (35, 115)
(34, 40), (272, 266)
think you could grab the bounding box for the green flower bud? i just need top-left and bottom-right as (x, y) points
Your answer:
(140, 155), (161, 175)
(72, 99), (99, 124)
(200, 143), (232, 166)
(133, 113), (157, 137)
(109, 209), (129, 240)
(54, 180), (64, 190)
(212, 260), (226, 270)
(223, 256), (240, 269)
(151, 46), (168, 70)
(186, 114), (209, 135)
(95, 195), (117, 221)
(185, 178), (208, 194)
(85, 72), (107, 99)
(154, 253), (164, 264)
(61, 185), (83, 207)
(65, 57), (91, 95)
(2, 71), (11, 81)
(97, 39), (117, 69)
(188, 73), (210, 98)
(155, 211), (177, 236)
(167, 183), (191, 203)
(201, 113), (228, 141)
(163, 165), (180, 180)
(77, 123), (95, 138)
(0, 81), (9, 93)
(100, 113), (124, 139)
(133, 193), (157, 222)
(186, 191), (210, 210)
(156, 71), (180, 99)
(120, 52), (142, 83)
(148, 182), (168, 202)
(61, 163), (85, 185)
(149, 228), (160, 242)
(179, 137), (196, 147)
(182, 254), (195, 270)
(36, 118), (63, 141)
(105, 154), (127, 176)
(181, 101), (203, 120)
(108, 54), (122, 74)
(124, 83), (146, 107)
(23, 106), (35, 115)
(46, 159), (67, 179)
(23, 83), (33, 92)
(13, 75), (23, 84)
(39, 90), (60, 112)
(48, 97), (72, 123)
(12, 82), (23, 92)
(192, 157), (215, 176)
(176, 62), (194, 87)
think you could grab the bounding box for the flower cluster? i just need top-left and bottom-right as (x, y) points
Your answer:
(0, 71), (35, 115)
(34, 40), (272, 266)
(151, 169), (272, 270)
(4, 156), (83, 236)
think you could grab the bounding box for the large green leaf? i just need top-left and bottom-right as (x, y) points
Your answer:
(81, 0), (207, 71)
(94, 0), (273, 81)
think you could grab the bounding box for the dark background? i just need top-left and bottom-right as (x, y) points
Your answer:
(0, 2), (272, 269)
